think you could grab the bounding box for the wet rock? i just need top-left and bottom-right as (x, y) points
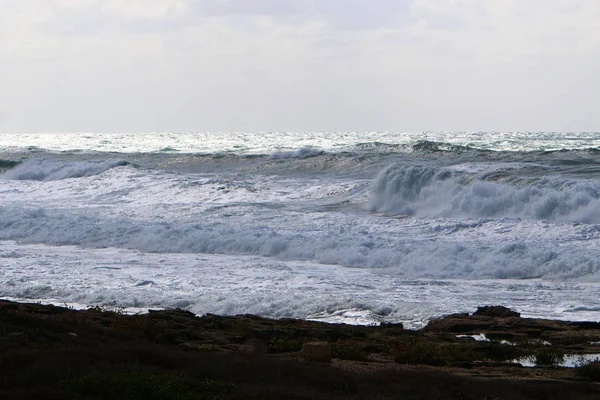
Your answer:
(573, 321), (600, 330)
(473, 361), (524, 368)
(423, 318), (495, 333)
(485, 331), (528, 342)
(474, 306), (520, 318)
(379, 322), (404, 331)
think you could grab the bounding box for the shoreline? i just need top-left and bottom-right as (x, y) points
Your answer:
(4, 293), (600, 331)
(2, 300), (600, 399)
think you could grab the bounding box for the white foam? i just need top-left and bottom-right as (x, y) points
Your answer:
(456, 333), (490, 342)
(2, 200), (600, 281)
(1, 132), (600, 327)
(514, 354), (600, 368)
(369, 164), (600, 223)
(2, 131), (600, 153)
(1, 160), (600, 283)
(1, 157), (129, 181)
(2, 241), (600, 328)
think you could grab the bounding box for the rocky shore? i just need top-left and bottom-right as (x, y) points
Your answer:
(1, 300), (600, 399)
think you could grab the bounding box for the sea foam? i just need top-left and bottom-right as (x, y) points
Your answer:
(1, 203), (599, 280)
(369, 164), (600, 223)
(1, 158), (129, 181)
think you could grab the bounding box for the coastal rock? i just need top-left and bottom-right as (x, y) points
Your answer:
(240, 338), (267, 354)
(422, 317), (496, 333)
(302, 342), (332, 362)
(474, 306), (521, 318)
(4, 300), (600, 399)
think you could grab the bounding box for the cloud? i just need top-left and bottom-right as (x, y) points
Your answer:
(194, 0), (412, 30)
(407, 0), (600, 57)
(197, 0), (313, 18)
(0, 0), (599, 132)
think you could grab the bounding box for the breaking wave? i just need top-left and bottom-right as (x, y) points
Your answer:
(0, 158), (130, 181)
(411, 140), (479, 153)
(0, 159), (20, 170)
(369, 164), (600, 223)
(268, 147), (326, 159)
(1, 205), (599, 280)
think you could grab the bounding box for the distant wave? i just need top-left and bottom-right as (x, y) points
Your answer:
(0, 158), (130, 181)
(408, 140), (600, 155)
(3, 139), (600, 162)
(268, 147), (326, 160)
(185, 143), (594, 159)
(369, 164), (600, 223)
(411, 140), (480, 153)
(565, 306), (600, 313)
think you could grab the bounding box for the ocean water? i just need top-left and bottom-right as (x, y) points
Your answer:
(1, 131), (600, 329)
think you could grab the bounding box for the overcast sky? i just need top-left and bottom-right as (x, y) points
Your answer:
(1, 0), (599, 132)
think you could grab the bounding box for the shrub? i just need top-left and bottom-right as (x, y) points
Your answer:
(269, 338), (303, 353)
(575, 360), (600, 381)
(393, 338), (474, 366)
(533, 347), (564, 366)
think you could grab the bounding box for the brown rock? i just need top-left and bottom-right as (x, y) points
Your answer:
(302, 342), (332, 362)
(240, 338), (267, 354)
(473, 306), (520, 318)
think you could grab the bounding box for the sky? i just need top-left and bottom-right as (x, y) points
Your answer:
(0, 0), (599, 132)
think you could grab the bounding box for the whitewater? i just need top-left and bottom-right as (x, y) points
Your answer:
(1, 131), (600, 329)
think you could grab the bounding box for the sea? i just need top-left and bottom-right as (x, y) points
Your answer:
(1, 131), (600, 329)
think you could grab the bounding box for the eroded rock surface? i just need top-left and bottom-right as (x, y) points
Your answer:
(2, 300), (600, 399)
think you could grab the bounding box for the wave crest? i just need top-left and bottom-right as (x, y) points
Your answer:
(0, 159), (20, 170)
(268, 147), (325, 160)
(411, 140), (478, 153)
(369, 164), (600, 223)
(1, 205), (599, 280)
(1, 158), (130, 181)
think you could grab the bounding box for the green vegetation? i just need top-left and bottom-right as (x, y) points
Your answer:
(533, 347), (565, 366)
(393, 337), (474, 366)
(63, 372), (231, 400)
(269, 337), (303, 353)
(575, 360), (600, 381)
(332, 341), (367, 361)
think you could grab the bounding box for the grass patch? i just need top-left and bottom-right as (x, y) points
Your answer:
(269, 338), (303, 353)
(63, 372), (231, 400)
(393, 337), (474, 366)
(332, 342), (367, 361)
(88, 304), (127, 315)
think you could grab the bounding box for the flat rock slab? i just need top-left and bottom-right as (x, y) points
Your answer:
(303, 342), (332, 362)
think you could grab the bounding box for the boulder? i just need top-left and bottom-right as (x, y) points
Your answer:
(302, 342), (332, 362)
(473, 306), (520, 318)
(240, 338), (267, 355)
